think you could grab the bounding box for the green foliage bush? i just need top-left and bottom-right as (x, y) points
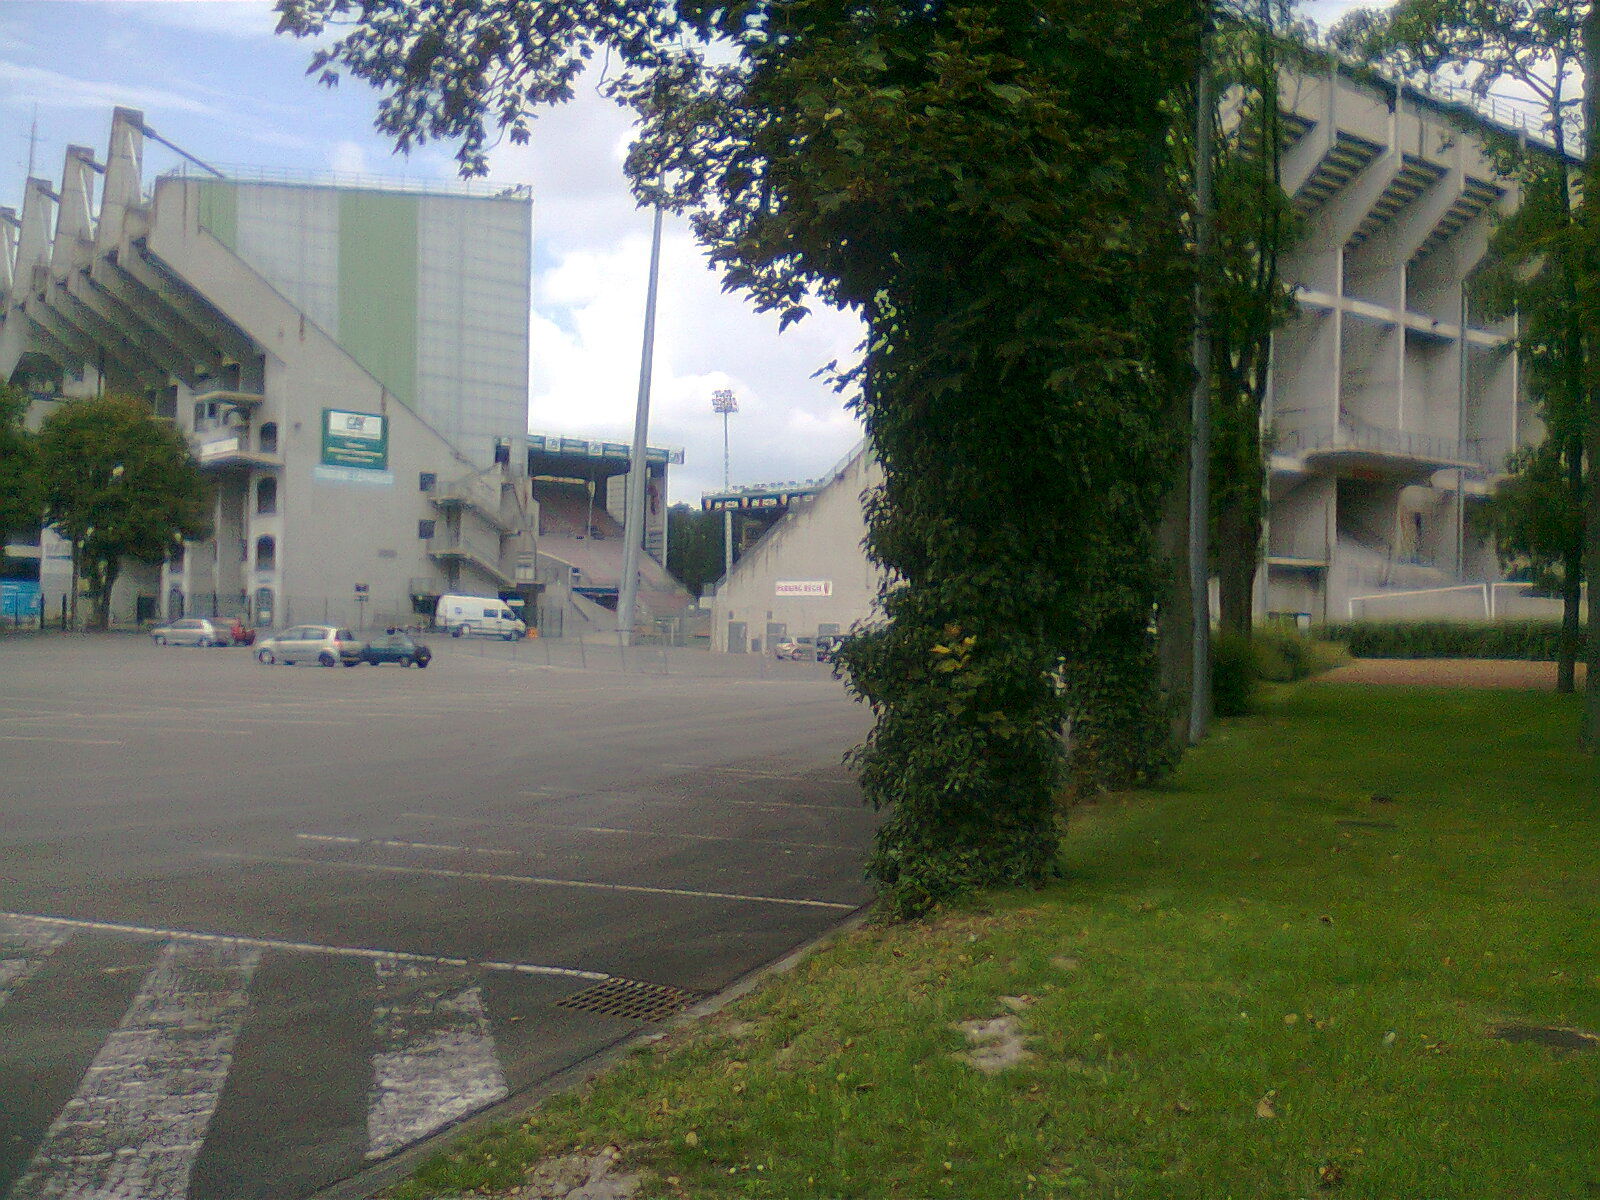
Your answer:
(1212, 632), (1258, 717)
(1212, 629), (1344, 717)
(1321, 620), (1575, 661)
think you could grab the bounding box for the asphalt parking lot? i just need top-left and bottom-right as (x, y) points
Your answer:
(0, 633), (876, 1200)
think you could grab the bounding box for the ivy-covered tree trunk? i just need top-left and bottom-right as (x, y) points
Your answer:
(275, 0), (1204, 913)
(832, 7), (1198, 914)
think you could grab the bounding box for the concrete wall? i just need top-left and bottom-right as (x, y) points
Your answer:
(150, 176), (528, 629)
(1264, 64), (1539, 623)
(711, 443), (882, 652)
(0, 109), (535, 630)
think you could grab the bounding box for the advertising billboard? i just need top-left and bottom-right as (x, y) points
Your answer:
(321, 409), (388, 471)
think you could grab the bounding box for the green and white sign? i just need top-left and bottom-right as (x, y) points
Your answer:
(321, 409), (388, 471)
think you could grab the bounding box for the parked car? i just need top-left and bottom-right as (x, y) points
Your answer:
(150, 617), (232, 647)
(358, 632), (432, 668)
(254, 625), (365, 667)
(226, 617), (256, 646)
(774, 635), (818, 660)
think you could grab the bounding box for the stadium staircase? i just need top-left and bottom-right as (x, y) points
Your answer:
(533, 481), (692, 623)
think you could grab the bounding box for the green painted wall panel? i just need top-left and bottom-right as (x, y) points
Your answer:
(196, 181), (237, 250)
(337, 191), (418, 406)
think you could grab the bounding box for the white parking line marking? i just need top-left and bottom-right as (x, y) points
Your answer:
(0, 913), (610, 982)
(0, 734), (125, 745)
(8, 940), (259, 1200)
(367, 960), (508, 1159)
(218, 854), (860, 911)
(400, 812), (858, 853)
(665, 764), (827, 783)
(295, 833), (519, 857)
(0, 915), (71, 1009)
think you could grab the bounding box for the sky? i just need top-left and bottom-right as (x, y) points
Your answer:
(0, 0), (1380, 503)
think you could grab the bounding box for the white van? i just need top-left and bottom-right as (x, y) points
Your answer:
(435, 594), (527, 640)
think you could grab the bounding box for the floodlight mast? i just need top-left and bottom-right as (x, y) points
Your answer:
(617, 201), (664, 647)
(712, 388), (738, 581)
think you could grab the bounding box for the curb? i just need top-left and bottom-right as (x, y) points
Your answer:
(306, 906), (873, 1200)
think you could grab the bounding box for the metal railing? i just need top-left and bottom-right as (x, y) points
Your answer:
(158, 162), (530, 199)
(1275, 419), (1510, 474)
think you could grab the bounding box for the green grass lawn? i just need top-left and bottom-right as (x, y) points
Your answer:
(394, 684), (1600, 1199)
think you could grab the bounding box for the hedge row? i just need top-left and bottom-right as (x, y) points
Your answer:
(1320, 620), (1583, 661)
(1213, 629), (1347, 717)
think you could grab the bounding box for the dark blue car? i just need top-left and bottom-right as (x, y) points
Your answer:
(358, 632), (432, 668)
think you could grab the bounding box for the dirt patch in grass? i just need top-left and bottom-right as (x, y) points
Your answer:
(1322, 657), (1587, 689)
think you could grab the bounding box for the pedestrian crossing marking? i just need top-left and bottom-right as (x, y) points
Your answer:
(0, 915), (71, 1010)
(7, 940), (259, 1200)
(367, 961), (508, 1160)
(0, 912), (609, 983)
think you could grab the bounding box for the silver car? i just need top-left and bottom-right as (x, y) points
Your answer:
(254, 625), (364, 667)
(151, 617), (232, 647)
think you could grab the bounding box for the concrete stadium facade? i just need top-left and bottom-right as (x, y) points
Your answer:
(1, 107), (537, 631)
(709, 62), (1575, 649)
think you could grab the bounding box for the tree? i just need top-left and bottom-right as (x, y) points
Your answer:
(36, 395), (211, 630)
(1202, 4), (1300, 637)
(278, 0), (1203, 913)
(1474, 442), (1583, 592)
(666, 502), (724, 597)
(1473, 153), (1590, 692)
(1334, 0), (1597, 738)
(0, 384), (41, 564)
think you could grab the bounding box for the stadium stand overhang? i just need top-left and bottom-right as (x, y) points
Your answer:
(526, 433), (684, 484)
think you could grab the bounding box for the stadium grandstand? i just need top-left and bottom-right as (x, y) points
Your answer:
(525, 434), (693, 637)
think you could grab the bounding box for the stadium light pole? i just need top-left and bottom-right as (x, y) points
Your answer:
(1189, 5), (1215, 743)
(712, 388), (738, 581)
(617, 200), (664, 646)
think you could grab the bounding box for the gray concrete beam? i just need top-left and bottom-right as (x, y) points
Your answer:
(20, 302), (100, 368)
(120, 243), (255, 365)
(40, 285), (166, 383)
(95, 109), (145, 259)
(69, 269), (206, 387)
(51, 147), (99, 279)
(1, 208), (18, 301)
(90, 259), (228, 378)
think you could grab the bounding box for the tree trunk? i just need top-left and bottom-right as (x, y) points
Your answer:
(1583, 3), (1600, 753)
(1586, 386), (1600, 748)
(1216, 494), (1257, 636)
(1559, 435), (1583, 694)
(92, 566), (118, 631)
(67, 540), (81, 632)
(1158, 462), (1195, 752)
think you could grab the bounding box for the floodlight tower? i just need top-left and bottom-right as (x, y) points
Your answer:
(712, 388), (738, 580)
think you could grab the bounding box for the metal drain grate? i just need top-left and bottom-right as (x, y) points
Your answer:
(555, 978), (700, 1023)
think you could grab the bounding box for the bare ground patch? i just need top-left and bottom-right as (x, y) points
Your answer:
(1321, 658), (1587, 690)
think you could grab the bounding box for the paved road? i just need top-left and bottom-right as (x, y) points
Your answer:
(0, 634), (876, 1200)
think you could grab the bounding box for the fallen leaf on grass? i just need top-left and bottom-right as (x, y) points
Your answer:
(1317, 1163), (1346, 1188)
(1255, 1091), (1278, 1119)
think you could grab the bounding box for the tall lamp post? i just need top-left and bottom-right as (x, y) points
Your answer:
(711, 388), (738, 581)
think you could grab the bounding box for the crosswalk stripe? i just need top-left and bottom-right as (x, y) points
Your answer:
(217, 853), (861, 911)
(0, 912), (610, 983)
(367, 960), (508, 1160)
(0, 915), (71, 1010)
(8, 940), (259, 1200)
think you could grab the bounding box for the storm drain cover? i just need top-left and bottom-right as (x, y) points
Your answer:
(556, 978), (701, 1023)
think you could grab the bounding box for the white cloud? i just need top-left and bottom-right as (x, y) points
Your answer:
(486, 66), (864, 503)
(0, 60), (220, 117)
(528, 215), (864, 504)
(122, 0), (278, 41)
(327, 140), (370, 177)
